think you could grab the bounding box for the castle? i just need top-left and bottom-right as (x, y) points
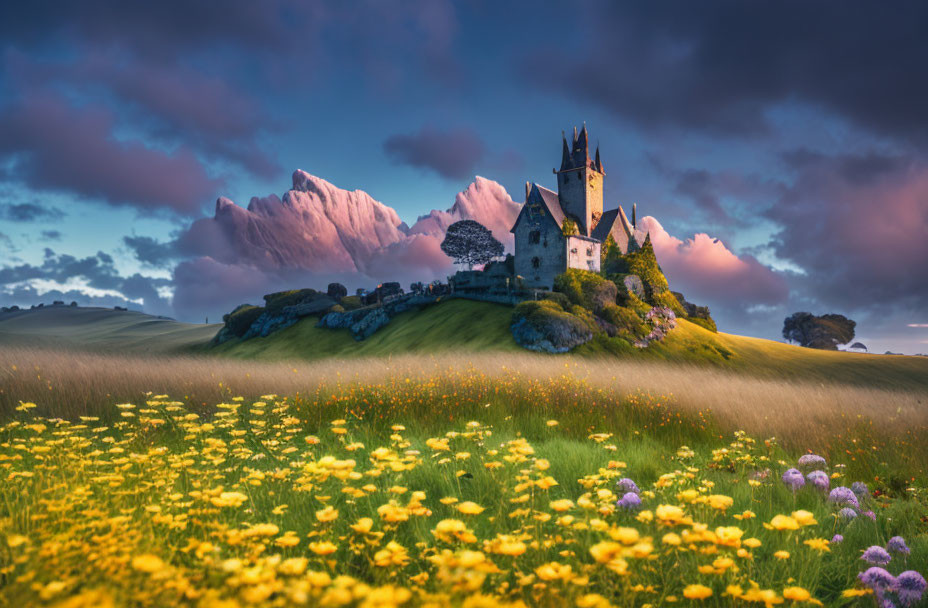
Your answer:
(510, 125), (647, 289)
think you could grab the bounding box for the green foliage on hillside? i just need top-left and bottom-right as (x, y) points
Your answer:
(688, 316), (718, 333)
(223, 304), (264, 337)
(340, 296), (363, 311)
(553, 269), (617, 313)
(263, 289), (326, 314)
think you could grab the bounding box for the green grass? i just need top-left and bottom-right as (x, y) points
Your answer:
(211, 298), (521, 360)
(0, 306), (218, 354)
(4, 301), (928, 393)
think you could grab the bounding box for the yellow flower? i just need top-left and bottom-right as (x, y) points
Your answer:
(662, 533), (682, 546)
(546, 420), (559, 426)
(550, 499), (574, 512)
(373, 541), (409, 567)
(841, 589), (874, 598)
(743, 537), (762, 548)
(315, 506), (339, 522)
(589, 541), (622, 564)
(774, 550), (790, 560)
(782, 587), (816, 602)
(456, 501), (485, 515)
(655, 505), (687, 525)
(350, 517), (374, 534)
(683, 584), (713, 600)
(791, 510), (817, 526)
(767, 514), (799, 531)
(803, 538), (830, 552)
(131, 554), (166, 573)
(734, 510), (756, 520)
(707, 494), (733, 511)
(535, 561), (573, 582)
(309, 541), (337, 555)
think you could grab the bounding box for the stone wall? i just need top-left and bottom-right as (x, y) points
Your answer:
(565, 235), (601, 273)
(513, 217), (565, 290)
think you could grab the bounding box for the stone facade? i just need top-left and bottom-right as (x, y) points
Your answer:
(511, 125), (644, 288)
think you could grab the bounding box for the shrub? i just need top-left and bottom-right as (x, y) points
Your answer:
(263, 289), (326, 314)
(652, 290), (687, 318)
(511, 300), (593, 353)
(327, 283), (348, 300)
(553, 269), (618, 313)
(340, 296), (363, 311)
(537, 291), (571, 309)
(622, 236), (670, 299)
(688, 316), (718, 333)
(223, 304), (265, 337)
(600, 304), (649, 340)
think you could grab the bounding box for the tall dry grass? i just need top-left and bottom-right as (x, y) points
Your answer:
(2, 346), (926, 448)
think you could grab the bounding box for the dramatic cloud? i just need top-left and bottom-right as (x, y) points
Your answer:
(123, 235), (180, 269)
(0, 249), (171, 315)
(0, 202), (65, 223)
(522, 2), (928, 139)
(640, 216), (789, 309)
(384, 126), (485, 180)
(0, 94), (222, 215)
(767, 150), (928, 312)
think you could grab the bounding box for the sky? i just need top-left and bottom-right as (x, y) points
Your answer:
(0, 1), (926, 354)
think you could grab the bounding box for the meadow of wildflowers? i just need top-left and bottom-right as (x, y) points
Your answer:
(1, 389), (926, 607)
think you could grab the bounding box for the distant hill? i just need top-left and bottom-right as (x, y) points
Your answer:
(0, 306), (219, 354)
(2, 302), (927, 392)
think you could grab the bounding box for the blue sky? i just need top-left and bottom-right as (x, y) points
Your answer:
(1, 1), (927, 353)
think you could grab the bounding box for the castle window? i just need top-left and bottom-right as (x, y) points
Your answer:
(586, 247), (593, 257)
(529, 230), (540, 244)
(531, 257), (540, 269)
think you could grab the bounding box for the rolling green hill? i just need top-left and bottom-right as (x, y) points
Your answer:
(0, 306), (219, 354)
(3, 301), (927, 392)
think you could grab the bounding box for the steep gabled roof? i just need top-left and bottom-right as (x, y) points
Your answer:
(588, 204), (648, 253)
(510, 183), (566, 233)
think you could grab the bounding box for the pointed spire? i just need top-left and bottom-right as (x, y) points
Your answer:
(572, 126), (578, 145)
(560, 131), (570, 171)
(632, 203), (636, 228)
(594, 145), (603, 173)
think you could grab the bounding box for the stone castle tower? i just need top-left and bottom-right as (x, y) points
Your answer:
(554, 124), (604, 236)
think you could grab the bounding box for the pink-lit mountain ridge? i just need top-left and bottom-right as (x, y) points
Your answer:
(171, 171), (520, 318)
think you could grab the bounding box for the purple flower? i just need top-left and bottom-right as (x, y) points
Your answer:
(616, 492), (642, 510)
(839, 507), (858, 520)
(782, 468), (805, 491)
(798, 454), (827, 470)
(863, 510), (876, 521)
(862, 545), (892, 565)
(893, 571), (927, 607)
(615, 478), (640, 495)
(887, 536), (911, 555)
(852, 481), (870, 498)
(828, 486), (860, 509)
(859, 567), (896, 591)
(806, 470), (830, 491)
(831, 534), (844, 544)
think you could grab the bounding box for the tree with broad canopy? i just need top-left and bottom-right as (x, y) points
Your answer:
(440, 220), (504, 270)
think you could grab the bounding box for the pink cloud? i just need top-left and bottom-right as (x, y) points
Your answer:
(640, 216), (788, 306)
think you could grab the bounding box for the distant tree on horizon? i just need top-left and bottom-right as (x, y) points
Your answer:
(783, 312), (856, 350)
(440, 220), (504, 270)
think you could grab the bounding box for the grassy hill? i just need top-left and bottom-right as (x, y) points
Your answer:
(3, 301), (927, 391)
(0, 306), (219, 354)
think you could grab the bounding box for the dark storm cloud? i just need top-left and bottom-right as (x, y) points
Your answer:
(767, 150), (928, 313)
(0, 94), (223, 215)
(384, 126), (485, 180)
(0, 202), (65, 223)
(0, 249), (171, 314)
(521, 1), (928, 139)
(123, 235), (179, 269)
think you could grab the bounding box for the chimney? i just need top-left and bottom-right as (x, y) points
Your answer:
(632, 203), (637, 228)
